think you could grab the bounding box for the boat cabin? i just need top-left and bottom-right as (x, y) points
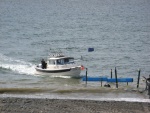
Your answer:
(48, 56), (75, 65)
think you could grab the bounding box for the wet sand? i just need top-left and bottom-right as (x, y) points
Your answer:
(0, 97), (150, 113)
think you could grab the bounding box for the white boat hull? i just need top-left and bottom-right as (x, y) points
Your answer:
(35, 66), (81, 78)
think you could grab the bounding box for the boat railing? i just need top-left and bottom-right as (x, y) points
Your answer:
(49, 53), (65, 58)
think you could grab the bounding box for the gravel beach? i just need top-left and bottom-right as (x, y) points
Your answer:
(0, 97), (150, 113)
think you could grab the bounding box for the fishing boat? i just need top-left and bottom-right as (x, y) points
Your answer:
(35, 54), (84, 77)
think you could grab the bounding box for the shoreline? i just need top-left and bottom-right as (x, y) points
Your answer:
(0, 96), (150, 113)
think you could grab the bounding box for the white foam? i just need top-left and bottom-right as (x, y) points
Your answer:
(0, 54), (35, 75)
(51, 75), (71, 78)
(0, 64), (35, 75)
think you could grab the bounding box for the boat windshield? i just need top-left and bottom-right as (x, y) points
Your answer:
(65, 58), (74, 64)
(57, 58), (74, 65)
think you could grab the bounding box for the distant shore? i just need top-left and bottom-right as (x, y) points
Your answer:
(0, 97), (150, 113)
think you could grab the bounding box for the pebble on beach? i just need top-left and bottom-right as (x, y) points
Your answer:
(0, 97), (150, 113)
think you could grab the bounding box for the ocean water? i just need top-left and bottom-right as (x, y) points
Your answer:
(0, 0), (150, 99)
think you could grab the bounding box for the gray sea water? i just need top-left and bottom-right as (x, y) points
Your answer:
(0, 0), (150, 100)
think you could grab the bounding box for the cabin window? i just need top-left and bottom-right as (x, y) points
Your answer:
(64, 59), (69, 64)
(64, 58), (74, 64)
(49, 60), (55, 65)
(57, 59), (64, 65)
